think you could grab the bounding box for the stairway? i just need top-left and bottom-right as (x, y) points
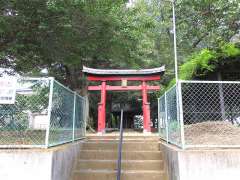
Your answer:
(72, 135), (167, 180)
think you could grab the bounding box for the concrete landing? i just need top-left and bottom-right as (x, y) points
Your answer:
(161, 142), (240, 180)
(0, 141), (84, 180)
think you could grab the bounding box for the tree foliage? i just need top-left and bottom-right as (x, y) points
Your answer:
(0, 0), (162, 90)
(1, 0), (239, 91)
(162, 43), (240, 94)
(176, 0), (240, 62)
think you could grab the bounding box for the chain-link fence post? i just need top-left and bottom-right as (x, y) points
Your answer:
(72, 92), (76, 142)
(157, 98), (160, 135)
(164, 92), (169, 143)
(84, 97), (87, 137)
(178, 81), (185, 149)
(45, 77), (54, 148)
(218, 78), (226, 121)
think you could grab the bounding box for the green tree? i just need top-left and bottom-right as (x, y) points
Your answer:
(175, 0), (240, 62)
(0, 0), (162, 90)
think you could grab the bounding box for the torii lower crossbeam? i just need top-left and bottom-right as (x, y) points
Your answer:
(88, 85), (160, 91)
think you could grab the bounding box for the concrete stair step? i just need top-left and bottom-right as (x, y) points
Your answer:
(77, 160), (164, 171)
(87, 139), (159, 143)
(82, 142), (160, 151)
(87, 135), (159, 140)
(79, 150), (162, 160)
(73, 137), (166, 180)
(72, 170), (166, 180)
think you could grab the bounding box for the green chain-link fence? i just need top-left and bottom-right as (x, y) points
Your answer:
(158, 85), (182, 148)
(0, 77), (86, 148)
(159, 81), (240, 149)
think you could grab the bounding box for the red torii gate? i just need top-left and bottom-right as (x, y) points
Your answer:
(83, 66), (165, 133)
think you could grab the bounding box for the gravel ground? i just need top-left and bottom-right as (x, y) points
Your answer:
(184, 121), (240, 145)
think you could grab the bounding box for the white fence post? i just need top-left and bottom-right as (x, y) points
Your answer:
(178, 81), (185, 149)
(72, 92), (76, 142)
(84, 97), (87, 137)
(45, 77), (54, 148)
(164, 92), (169, 143)
(157, 98), (160, 133)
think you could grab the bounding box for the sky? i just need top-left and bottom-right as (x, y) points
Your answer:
(126, 0), (136, 8)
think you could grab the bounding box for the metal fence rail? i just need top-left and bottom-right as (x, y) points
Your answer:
(0, 77), (86, 148)
(159, 80), (240, 149)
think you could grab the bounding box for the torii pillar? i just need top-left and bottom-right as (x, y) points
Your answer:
(98, 81), (106, 133)
(142, 81), (151, 133)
